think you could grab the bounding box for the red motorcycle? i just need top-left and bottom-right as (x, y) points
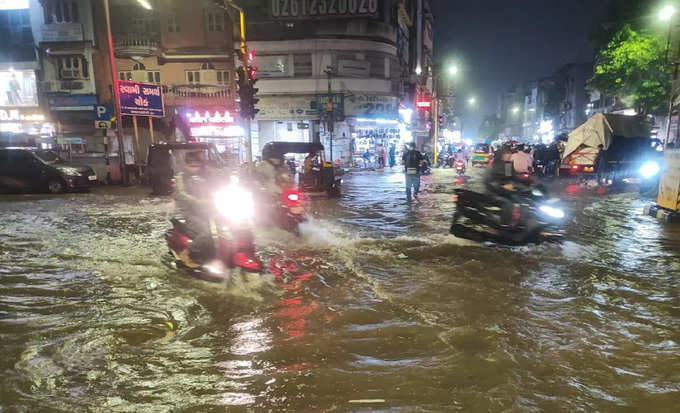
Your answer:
(165, 182), (263, 283)
(455, 159), (466, 176)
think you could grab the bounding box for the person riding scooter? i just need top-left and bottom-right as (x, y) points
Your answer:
(174, 151), (218, 267)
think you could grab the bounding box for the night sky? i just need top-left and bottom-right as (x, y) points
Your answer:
(431, 0), (610, 139)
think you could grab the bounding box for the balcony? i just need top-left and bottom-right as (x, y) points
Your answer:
(163, 85), (234, 107)
(114, 33), (159, 57)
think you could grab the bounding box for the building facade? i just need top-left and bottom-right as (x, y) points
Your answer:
(0, 1), (49, 148)
(241, 0), (432, 164)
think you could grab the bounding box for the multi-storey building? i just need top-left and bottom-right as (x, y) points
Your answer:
(0, 1), (49, 147)
(109, 0), (239, 161)
(241, 0), (432, 164)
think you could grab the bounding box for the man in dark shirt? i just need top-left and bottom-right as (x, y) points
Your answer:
(402, 142), (423, 202)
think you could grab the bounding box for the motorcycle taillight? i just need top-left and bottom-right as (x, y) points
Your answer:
(283, 189), (301, 206)
(233, 252), (262, 271)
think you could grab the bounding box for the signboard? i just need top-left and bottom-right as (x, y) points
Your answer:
(337, 59), (370, 77)
(47, 94), (97, 111)
(314, 93), (344, 120)
(345, 94), (398, 118)
(184, 109), (244, 138)
(94, 104), (113, 121)
(256, 96), (319, 120)
(270, 0), (379, 19)
(0, 69), (37, 107)
(57, 137), (84, 144)
(95, 121), (111, 129)
(117, 80), (164, 117)
(41, 23), (84, 42)
(658, 149), (680, 212)
(0, 109), (45, 122)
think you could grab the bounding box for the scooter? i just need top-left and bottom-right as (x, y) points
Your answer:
(450, 182), (566, 245)
(165, 182), (263, 282)
(454, 160), (466, 176)
(278, 188), (306, 234)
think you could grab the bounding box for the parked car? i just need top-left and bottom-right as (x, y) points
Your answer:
(0, 147), (97, 193)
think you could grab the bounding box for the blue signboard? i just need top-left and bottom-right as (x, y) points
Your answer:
(94, 103), (113, 121)
(48, 94), (98, 111)
(117, 80), (164, 117)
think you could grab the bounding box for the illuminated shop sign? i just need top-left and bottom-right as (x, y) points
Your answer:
(186, 110), (235, 125)
(0, 109), (45, 122)
(270, 0), (379, 19)
(0, 0), (29, 10)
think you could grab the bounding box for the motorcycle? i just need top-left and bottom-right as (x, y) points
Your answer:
(278, 187), (307, 234)
(449, 180), (566, 245)
(165, 181), (263, 283)
(438, 153), (451, 168)
(454, 159), (466, 176)
(421, 155), (433, 175)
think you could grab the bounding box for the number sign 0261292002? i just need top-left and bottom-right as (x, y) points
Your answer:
(271, 0), (378, 19)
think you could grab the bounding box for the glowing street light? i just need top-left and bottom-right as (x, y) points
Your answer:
(512, 106), (520, 114)
(468, 97), (476, 105)
(659, 5), (676, 22)
(448, 65), (459, 76)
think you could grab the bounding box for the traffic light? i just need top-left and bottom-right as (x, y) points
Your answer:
(438, 115), (444, 127)
(237, 66), (260, 119)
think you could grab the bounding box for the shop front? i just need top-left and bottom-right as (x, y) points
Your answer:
(180, 108), (246, 164)
(343, 94), (403, 167)
(0, 108), (55, 148)
(254, 95), (319, 159)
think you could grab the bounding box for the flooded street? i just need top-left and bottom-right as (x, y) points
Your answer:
(1, 168), (680, 412)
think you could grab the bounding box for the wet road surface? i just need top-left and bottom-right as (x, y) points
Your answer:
(1, 168), (679, 411)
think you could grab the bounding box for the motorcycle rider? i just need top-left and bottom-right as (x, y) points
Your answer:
(174, 150), (217, 267)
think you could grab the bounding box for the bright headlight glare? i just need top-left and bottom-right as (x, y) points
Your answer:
(640, 161), (660, 179)
(539, 205), (565, 219)
(214, 184), (255, 223)
(61, 167), (81, 176)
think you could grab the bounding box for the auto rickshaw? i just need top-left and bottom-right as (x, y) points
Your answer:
(146, 142), (225, 195)
(471, 143), (492, 167)
(261, 141), (341, 197)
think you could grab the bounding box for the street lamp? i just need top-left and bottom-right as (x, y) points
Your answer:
(660, 5), (676, 22)
(512, 106), (520, 114)
(468, 97), (476, 105)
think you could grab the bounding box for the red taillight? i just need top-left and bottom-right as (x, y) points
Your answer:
(233, 252), (262, 271)
(512, 206), (521, 225)
(284, 189), (301, 206)
(571, 165), (579, 170)
(452, 195), (459, 202)
(522, 173), (530, 179)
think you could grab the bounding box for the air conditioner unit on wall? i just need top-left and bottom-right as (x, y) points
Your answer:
(60, 69), (81, 79)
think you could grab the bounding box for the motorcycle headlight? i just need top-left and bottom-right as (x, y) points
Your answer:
(639, 161), (660, 179)
(60, 167), (81, 176)
(538, 204), (565, 219)
(214, 184), (255, 223)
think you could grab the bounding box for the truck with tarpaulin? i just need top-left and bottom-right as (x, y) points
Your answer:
(560, 113), (660, 180)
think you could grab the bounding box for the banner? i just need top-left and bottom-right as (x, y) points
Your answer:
(118, 80), (164, 117)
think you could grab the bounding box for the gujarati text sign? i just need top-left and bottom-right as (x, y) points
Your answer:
(118, 80), (164, 117)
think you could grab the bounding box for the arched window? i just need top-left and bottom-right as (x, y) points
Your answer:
(201, 62), (215, 70)
(133, 63), (146, 71)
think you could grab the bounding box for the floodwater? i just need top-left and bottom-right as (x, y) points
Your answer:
(1, 168), (679, 412)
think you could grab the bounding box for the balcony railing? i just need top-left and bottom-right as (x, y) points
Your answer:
(114, 32), (159, 57)
(163, 85), (233, 107)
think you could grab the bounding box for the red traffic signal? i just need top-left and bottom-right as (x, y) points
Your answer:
(416, 100), (432, 109)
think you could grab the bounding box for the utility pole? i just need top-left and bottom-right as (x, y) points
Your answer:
(325, 66), (334, 162)
(103, 0), (128, 185)
(433, 73), (439, 165)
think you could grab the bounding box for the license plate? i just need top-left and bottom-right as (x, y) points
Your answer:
(290, 206), (304, 214)
(88, 175), (97, 181)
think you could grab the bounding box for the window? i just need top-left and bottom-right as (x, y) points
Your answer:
(186, 71), (200, 84)
(206, 11), (223, 32)
(58, 56), (88, 79)
(216, 70), (229, 85)
(147, 71), (160, 83)
(119, 72), (132, 80)
(45, 1), (79, 23)
(201, 62), (215, 70)
(133, 63), (146, 71)
(167, 13), (179, 32)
